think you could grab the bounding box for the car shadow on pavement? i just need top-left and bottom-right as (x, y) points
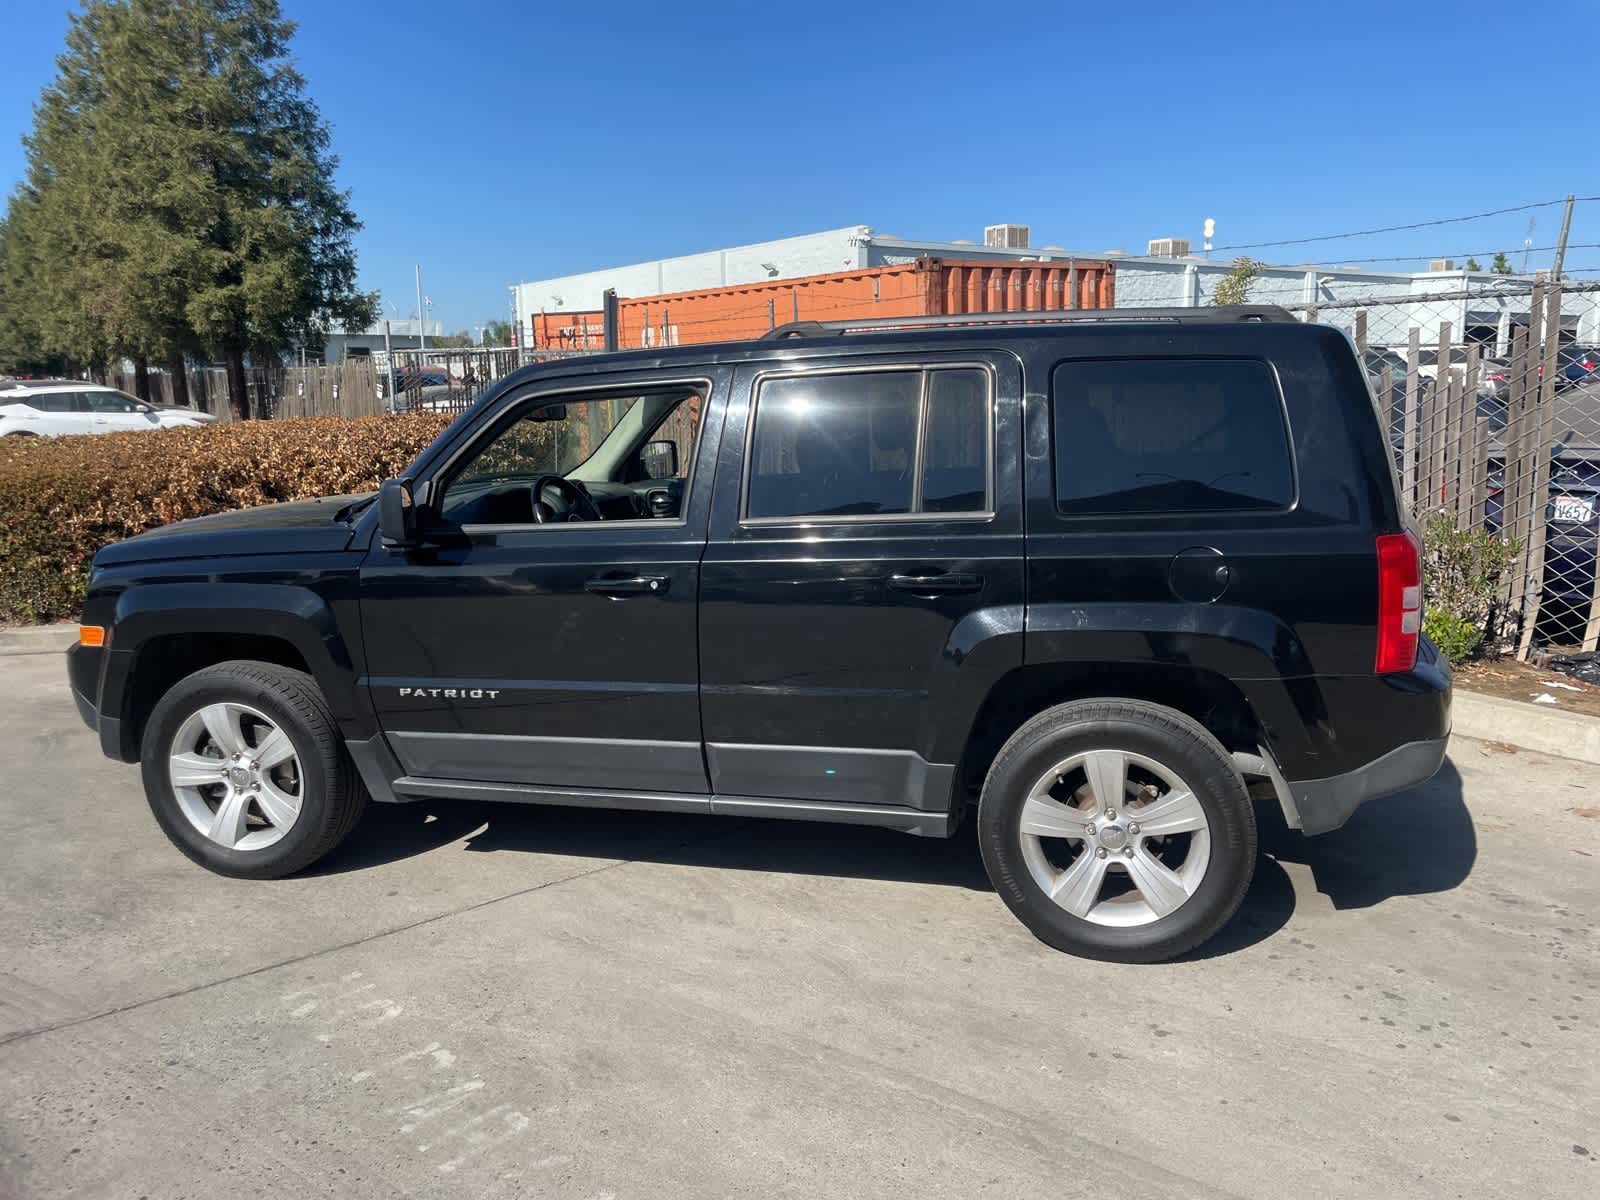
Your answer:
(1256, 757), (1475, 910)
(315, 800), (996, 891)
(312, 759), (1470, 953)
(313, 792), (1378, 958)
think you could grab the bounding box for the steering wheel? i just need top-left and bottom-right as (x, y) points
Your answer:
(530, 474), (603, 524)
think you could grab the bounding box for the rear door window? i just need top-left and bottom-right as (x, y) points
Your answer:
(921, 368), (989, 513)
(1050, 358), (1294, 515)
(21, 391), (79, 413)
(745, 371), (922, 519)
(744, 367), (991, 521)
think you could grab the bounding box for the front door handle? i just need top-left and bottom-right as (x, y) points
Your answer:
(585, 575), (669, 597)
(887, 572), (984, 595)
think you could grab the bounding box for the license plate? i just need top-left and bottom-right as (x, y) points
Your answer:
(1550, 495), (1595, 524)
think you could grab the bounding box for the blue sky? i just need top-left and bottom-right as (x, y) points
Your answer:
(2, 0), (1595, 331)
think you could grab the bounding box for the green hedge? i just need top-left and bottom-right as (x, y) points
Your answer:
(0, 413), (449, 623)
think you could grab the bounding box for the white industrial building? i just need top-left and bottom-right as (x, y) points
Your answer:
(320, 318), (444, 364)
(511, 225), (1597, 351)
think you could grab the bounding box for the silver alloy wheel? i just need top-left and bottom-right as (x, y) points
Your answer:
(167, 702), (303, 851)
(1017, 749), (1211, 927)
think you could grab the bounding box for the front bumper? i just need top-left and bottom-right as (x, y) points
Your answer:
(1279, 735), (1450, 836)
(67, 641), (128, 760)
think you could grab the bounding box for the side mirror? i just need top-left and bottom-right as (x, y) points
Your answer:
(379, 477), (418, 548)
(639, 439), (679, 480)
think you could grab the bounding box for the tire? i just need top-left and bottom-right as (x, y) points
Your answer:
(139, 660), (367, 878)
(977, 698), (1256, 963)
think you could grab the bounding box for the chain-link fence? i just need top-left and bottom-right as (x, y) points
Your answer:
(379, 346), (593, 416)
(1294, 279), (1600, 656)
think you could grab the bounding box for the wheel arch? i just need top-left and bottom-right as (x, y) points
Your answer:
(952, 661), (1266, 817)
(106, 582), (366, 761)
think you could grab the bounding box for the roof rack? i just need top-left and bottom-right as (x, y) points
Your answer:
(760, 305), (1298, 340)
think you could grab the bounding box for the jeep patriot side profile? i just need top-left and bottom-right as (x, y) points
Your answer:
(68, 307), (1451, 962)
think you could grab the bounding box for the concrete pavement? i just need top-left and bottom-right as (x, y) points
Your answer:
(0, 647), (1595, 1198)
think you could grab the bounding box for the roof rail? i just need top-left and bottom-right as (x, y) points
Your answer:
(760, 305), (1298, 340)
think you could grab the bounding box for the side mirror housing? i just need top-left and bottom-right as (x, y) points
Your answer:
(639, 439), (679, 480)
(378, 477), (418, 548)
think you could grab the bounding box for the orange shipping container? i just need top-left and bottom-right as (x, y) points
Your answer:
(587, 257), (1115, 349)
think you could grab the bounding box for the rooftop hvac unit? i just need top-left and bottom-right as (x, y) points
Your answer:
(1147, 237), (1191, 258)
(1428, 259), (1455, 272)
(984, 224), (1030, 249)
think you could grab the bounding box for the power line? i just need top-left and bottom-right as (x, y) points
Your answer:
(1295, 244), (1600, 268)
(1210, 197), (1600, 253)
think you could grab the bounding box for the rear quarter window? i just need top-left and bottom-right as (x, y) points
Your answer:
(1050, 358), (1295, 515)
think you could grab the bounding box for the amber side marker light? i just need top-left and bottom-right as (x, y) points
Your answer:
(78, 625), (107, 648)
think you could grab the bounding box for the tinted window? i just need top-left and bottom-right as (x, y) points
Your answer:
(21, 391), (79, 413)
(84, 390), (142, 412)
(746, 372), (920, 519)
(1051, 358), (1293, 515)
(921, 369), (989, 513)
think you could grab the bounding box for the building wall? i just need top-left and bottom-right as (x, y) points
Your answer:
(510, 227), (1108, 347)
(511, 224), (1599, 352)
(321, 319), (445, 364)
(512, 227), (872, 329)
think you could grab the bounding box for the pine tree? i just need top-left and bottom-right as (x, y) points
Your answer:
(5, 0), (374, 416)
(1491, 252), (1514, 275)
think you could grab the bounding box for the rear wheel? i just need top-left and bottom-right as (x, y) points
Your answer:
(139, 660), (366, 878)
(978, 698), (1256, 963)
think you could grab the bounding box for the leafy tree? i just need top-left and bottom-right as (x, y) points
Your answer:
(0, 198), (67, 375)
(1491, 252), (1514, 275)
(1211, 257), (1262, 307)
(1465, 257), (1482, 272)
(6, 0), (374, 417)
(481, 318), (514, 346)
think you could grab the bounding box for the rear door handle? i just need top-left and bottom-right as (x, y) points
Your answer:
(887, 572), (984, 594)
(585, 575), (669, 597)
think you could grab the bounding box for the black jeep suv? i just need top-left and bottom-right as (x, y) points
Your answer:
(68, 307), (1450, 962)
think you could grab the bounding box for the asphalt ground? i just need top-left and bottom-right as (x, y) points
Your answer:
(1, 645), (1596, 1198)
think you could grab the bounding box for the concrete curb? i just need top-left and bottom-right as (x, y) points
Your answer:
(0, 623), (76, 656)
(1450, 688), (1600, 766)
(5, 620), (1598, 766)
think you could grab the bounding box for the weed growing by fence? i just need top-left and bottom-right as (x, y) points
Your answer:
(1421, 511), (1517, 665)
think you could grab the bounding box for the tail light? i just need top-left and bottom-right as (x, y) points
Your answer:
(1375, 532), (1422, 674)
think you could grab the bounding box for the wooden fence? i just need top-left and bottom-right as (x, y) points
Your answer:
(1310, 282), (1600, 654)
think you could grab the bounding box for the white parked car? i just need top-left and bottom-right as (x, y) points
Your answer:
(0, 381), (219, 437)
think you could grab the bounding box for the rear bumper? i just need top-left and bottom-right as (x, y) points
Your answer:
(1279, 735), (1449, 836)
(1246, 636), (1452, 836)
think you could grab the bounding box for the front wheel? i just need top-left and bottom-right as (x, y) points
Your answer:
(978, 698), (1256, 963)
(139, 660), (367, 878)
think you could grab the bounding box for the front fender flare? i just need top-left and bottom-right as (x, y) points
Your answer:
(107, 582), (367, 736)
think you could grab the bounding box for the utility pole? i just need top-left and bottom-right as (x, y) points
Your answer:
(1551, 193), (1575, 282)
(415, 264), (427, 351)
(383, 320), (397, 413)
